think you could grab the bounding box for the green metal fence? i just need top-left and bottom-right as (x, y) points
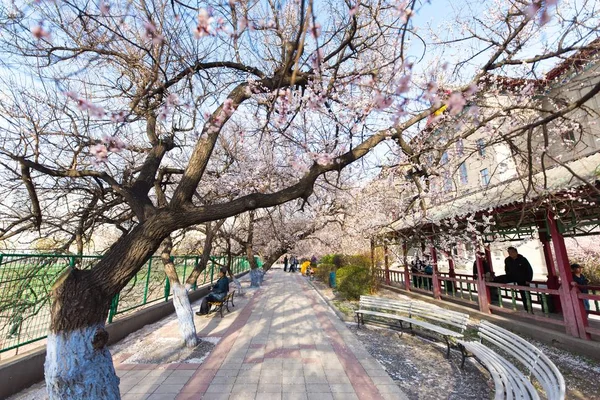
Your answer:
(0, 253), (256, 354)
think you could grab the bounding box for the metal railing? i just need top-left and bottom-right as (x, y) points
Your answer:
(0, 253), (257, 354)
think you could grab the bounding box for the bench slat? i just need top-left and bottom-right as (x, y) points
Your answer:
(359, 297), (469, 331)
(478, 321), (565, 400)
(356, 310), (463, 338)
(459, 341), (540, 400)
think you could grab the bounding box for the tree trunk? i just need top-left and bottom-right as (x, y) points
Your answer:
(262, 248), (287, 271)
(45, 323), (120, 399)
(185, 220), (224, 286)
(245, 211), (262, 287)
(161, 237), (198, 348)
(45, 270), (120, 399)
(171, 283), (198, 347)
(45, 216), (173, 398)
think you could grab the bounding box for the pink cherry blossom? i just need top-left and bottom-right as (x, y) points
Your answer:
(102, 135), (126, 152)
(396, 75), (411, 94)
(31, 24), (51, 40)
(158, 106), (169, 121)
(310, 23), (321, 39)
(167, 93), (179, 106)
(222, 98), (235, 116)
(396, 1), (413, 24)
(374, 93), (393, 110)
(524, 2), (541, 20)
(464, 83), (478, 97)
(540, 9), (551, 25)
(91, 143), (108, 162)
(99, 2), (110, 15)
(194, 8), (214, 38)
(446, 92), (466, 115)
(111, 111), (127, 123)
(143, 21), (164, 45)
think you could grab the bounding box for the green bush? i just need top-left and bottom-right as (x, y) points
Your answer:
(315, 263), (336, 282)
(343, 254), (371, 269)
(336, 265), (372, 300)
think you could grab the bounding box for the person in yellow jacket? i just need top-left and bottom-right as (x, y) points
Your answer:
(301, 260), (311, 275)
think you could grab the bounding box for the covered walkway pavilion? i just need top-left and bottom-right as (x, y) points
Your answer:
(114, 270), (406, 400)
(375, 153), (600, 341)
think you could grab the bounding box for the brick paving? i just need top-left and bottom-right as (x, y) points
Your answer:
(117, 270), (407, 400)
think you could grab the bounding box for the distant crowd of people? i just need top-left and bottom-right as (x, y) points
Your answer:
(283, 254), (318, 278)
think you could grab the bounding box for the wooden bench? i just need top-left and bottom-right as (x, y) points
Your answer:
(355, 295), (469, 357)
(458, 320), (565, 400)
(208, 291), (235, 318)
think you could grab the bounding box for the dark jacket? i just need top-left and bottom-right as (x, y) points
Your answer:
(473, 259), (491, 278)
(573, 274), (589, 294)
(504, 255), (533, 283)
(212, 276), (229, 295)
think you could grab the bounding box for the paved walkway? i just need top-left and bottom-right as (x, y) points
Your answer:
(117, 270), (407, 400)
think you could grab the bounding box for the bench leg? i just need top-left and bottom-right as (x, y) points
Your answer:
(219, 305), (224, 318)
(444, 336), (451, 359)
(458, 344), (467, 369)
(225, 302), (230, 313)
(230, 293), (235, 308)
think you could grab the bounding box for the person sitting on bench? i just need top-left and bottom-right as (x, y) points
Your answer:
(196, 267), (229, 315)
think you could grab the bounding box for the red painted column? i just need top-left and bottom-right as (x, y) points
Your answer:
(547, 211), (589, 339)
(448, 251), (456, 278)
(403, 241), (411, 291)
(474, 240), (490, 313)
(539, 230), (561, 313)
(484, 246), (495, 275)
(430, 240), (441, 300)
(384, 243), (390, 285)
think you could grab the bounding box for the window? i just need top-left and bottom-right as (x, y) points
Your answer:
(443, 174), (453, 191)
(561, 130), (577, 145)
(459, 162), (468, 185)
(476, 139), (486, 157)
(440, 151), (449, 165)
(456, 139), (464, 156)
(480, 168), (490, 186)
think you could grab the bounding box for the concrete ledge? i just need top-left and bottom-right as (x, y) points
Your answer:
(0, 271), (248, 399)
(381, 283), (600, 362)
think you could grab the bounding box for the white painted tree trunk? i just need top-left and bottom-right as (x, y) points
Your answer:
(45, 325), (120, 400)
(172, 283), (198, 347)
(250, 268), (261, 287)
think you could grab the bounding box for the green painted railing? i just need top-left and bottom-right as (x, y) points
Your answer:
(0, 253), (257, 354)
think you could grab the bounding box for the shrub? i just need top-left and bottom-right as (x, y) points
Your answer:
(336, 265), (372, 300)
(319, 254), (342, 268)
(315, 263), (336, 282)
(343, 254), (371, 269)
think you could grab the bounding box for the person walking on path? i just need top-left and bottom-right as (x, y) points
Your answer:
(197, 267), (229, 315)
(283, 255), (289, 272)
